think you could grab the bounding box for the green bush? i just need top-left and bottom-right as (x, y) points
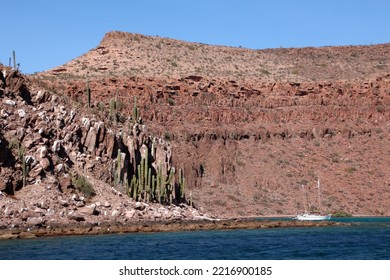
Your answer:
(164, 131), (171, 141)
(332, 210), (352, 217)
(73, 175), (95, 198)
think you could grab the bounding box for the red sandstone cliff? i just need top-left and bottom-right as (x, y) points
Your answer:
(3, 31), (390, 220)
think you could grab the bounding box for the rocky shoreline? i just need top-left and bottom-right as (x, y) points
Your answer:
(0, 218), (338, 240)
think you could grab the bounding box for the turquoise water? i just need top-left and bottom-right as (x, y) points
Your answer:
(0, 218), (389, 259)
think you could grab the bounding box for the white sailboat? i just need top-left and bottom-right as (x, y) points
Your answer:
(295, 212), (331, 221)
(295, 178), (331, 221)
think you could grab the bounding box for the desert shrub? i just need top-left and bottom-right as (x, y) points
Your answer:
(346, 167), (357, 174)
(7, 137), (20, 150)
(164, 131), (171, 141)
(73, 175), (95, 198)
(167, 98), (176, 106)
(332, 210), (352, 217)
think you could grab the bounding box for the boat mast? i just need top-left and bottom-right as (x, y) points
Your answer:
(317, 177), (322, 213)
(302, 185), (308, 213)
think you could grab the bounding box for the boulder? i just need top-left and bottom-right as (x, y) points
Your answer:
(2, 100), (16, 106)
(34, 90), (48, 103)
(55, 163), (65, 173)
(26, 217), (44, 227)
(68, 110), (76, 123)
(59, 176), (72, 192)
(0, 182), (6, 191)
(79, 204), (96, 216)
(97, 122), (105, 143)
(39, 157), (51, 170)
(4, 207), (14, 216)
(68, 211), (85, 221)
(39, 146), (48, 158)
(111, 209), (121, 218)
(105, 132), (116, 158)
(18, 232), (37, 239)
(17, 109), (26, 118)
(81, 117), (91, 130)
(124, 210), (135, 219)
(29, 165), (43, 178)
(0, 233), (18, 240)
(153, 212), (162, 219)
(58, 198), (69, 207)
(38, 201), (49, 210)
(134, 202), (147, 211)
(23, 138), (35, 149)
(52, 140), (62, 153)
(163, 212), (172, 220)
(312, 127), (325, 138)
(16, 127), (25, 140)
(75, 201), (85, 207)
(84, 126), (98, 152)
(46, 219), (62, 227)
(85, 162), (95, 171)
(21, 210), (42, 220)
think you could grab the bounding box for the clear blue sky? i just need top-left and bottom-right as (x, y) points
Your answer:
(2, 0), (390, 74)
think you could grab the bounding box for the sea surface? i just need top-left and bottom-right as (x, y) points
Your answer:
(0, 217), (389, 260)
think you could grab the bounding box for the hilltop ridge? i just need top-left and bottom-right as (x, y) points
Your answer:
(41, 31), (390, 82)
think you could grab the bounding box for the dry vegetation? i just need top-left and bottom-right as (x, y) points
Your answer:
(40, 31), (390, 82)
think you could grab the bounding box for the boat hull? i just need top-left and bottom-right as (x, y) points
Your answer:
(295, 214), (331, 221)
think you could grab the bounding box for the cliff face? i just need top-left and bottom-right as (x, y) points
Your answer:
(35, 73), (390, 217)
(10, 31), (390, 218)
(0, 65), (210, 232)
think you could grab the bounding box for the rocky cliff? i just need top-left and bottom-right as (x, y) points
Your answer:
(3, 31), (390, 222)
(34, 73), (390, 217)
(0, 65), (210, 233)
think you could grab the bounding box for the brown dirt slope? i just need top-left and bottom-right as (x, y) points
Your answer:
(42, 31), (390, 82)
